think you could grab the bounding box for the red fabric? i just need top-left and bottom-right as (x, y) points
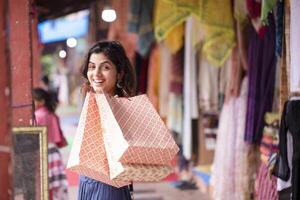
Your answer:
(247, 0), (261, 18)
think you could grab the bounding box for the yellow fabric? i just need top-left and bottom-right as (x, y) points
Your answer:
(199, 0), (235, 66)
(154, 0), (190, 41)
(155, 0), (235, 66)
(234, 0), (248, 24)
(164, 0), (201, 16)
(164, 23), (184, 54)
(264, 113), (280, 125)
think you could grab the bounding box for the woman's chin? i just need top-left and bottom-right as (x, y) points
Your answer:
(92, 87), (103, 93)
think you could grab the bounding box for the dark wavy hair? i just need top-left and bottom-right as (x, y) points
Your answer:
(81, 41), (136, 97)
(32, 88), (56, 112)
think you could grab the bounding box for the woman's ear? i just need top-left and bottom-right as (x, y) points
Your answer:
(117, 71), (124, 82)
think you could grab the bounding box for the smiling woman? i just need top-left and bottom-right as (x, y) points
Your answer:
(81, 41), (136, 98)
(75, 40), (137, 200)
(87, 53), (118, 95)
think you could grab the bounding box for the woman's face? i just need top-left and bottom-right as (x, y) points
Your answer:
(87, 53), (118, 95)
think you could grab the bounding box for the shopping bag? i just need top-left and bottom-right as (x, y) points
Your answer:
(94, 92), (179, 165)
(67, 92), (175, 187)
(66, 92), (130, 187)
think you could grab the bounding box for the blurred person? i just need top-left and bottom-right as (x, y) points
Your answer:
(77, 41), (136, 200)
(32, 88), (68, 200)
(40, 75), (59, 110)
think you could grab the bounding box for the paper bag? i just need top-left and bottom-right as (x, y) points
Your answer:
(95, 93), (179, 165)
(67, 92), (175, 187)
(66, 93), (129, 187)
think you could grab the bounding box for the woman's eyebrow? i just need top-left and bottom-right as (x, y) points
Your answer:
(88, 60), (111, 65)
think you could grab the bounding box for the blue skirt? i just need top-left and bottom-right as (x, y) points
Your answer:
(77, 176), (131, 200)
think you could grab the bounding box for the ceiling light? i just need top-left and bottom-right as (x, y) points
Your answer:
(101, 7), (116, 22)
(59, 50), (67, 58)
(66, 37), (77, 48)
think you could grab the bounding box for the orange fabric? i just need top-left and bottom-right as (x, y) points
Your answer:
(147, 44), (161, 111)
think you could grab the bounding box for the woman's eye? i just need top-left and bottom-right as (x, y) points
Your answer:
(88, 65), (95, 70)
(103, 65), (111, 70)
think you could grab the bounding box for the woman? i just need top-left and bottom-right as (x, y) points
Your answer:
(78, 41), (136, 200)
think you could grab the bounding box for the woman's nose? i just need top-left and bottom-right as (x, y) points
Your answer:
(94, 66), (103, 75)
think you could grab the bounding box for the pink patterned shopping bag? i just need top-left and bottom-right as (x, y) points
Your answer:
(67, 92), (177, 187)
(95, 93), (179, 166)
(66, 92), (129, 187)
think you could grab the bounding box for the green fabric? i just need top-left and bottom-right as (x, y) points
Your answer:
(261, 0), (277, 25)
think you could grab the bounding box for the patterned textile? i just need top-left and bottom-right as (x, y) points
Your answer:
(255, 163), (278, 200)
(48, 146), (68, 200)
(244, 14), (277, 143)
(128, 0), (154, 56)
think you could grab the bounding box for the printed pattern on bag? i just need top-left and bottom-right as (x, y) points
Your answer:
(96, 94), (179, 165)
(67, 93), (130, 187)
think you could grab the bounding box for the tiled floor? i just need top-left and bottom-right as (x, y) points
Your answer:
(58, 105), (211, 200)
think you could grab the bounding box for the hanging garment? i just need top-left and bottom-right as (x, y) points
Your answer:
(255, 119), (279, 200)
(290, 0), (300, 93)
(153, 0), (189, 42)
(128, 0), (154, 56)
(277, 100), (300, 200)
(163, 23), (184, 54)
(255, 163), (278, 200)
(147, 44), (161, 111)
(183, 17), (199, 160)
(261, 0), (277, 24)
(234, 77), (252, 200)
(167, 48), (184, 136)
(277, 131), (293, 191)
(158, 44), (171, 118)
(244, 13), (277, 143)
